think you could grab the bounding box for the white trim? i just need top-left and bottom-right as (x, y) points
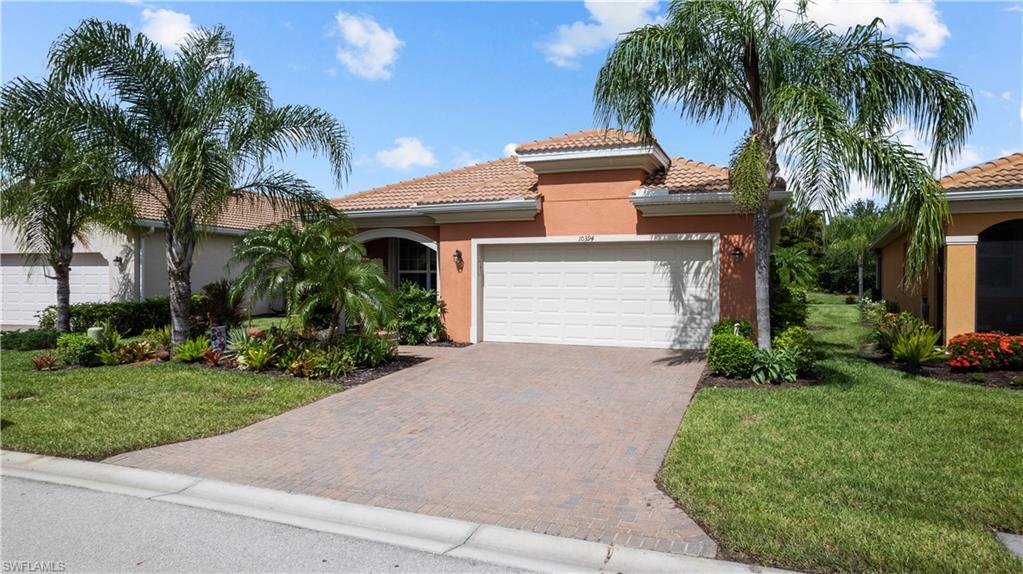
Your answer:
(343, 198), (541, 226)
(469, 233), (720, 347)
(630, 189), (791, 216)
(135, 218), (249, 237)
(516, 145), (670, 169)
(353, 228), (438, 252)
(945, 235), (979, 246)
(946, 188), (1023, 201)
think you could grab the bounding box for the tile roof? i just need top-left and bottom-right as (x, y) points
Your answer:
(133, 184), (294, 231)
(331, 157), (538, 211)
(515, 129), (651, 154)
(643, 158), (731, 193)
(940, 152), (1023, 191)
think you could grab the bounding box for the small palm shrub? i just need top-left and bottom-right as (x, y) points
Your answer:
(239, 342), (277, 371)
(750, 347), (798, 385)
(31, 352), (58, 371)
(707, 333), (757, 378)
(874, 312), (926, 354)
(141, 326), (172, 350)
(201, 279), (246, 327)
(173, 336), (210, 363)
(0, 329), (59, 351)
(891, 326), (944, 368)
(390, 282), (446, 344)
(711, 318), (754, 340)
(56, 333), (99, 366)
(773, 326), (819, 374)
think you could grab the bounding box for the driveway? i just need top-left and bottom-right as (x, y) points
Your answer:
(107, 343), (715, 557)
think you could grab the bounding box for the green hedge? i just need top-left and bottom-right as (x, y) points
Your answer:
(0, 329), (59, 351)
(707, 333), (757, 378)
(38, 295), (208, 336)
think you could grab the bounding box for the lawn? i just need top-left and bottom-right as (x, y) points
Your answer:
(0, 350), (338, 459)
(662, 295), (1023, 573)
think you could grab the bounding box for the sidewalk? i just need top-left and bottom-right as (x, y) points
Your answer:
(1, 451), (796, 574)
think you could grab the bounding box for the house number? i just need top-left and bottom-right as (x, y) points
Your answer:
(578, 235), (595, 242)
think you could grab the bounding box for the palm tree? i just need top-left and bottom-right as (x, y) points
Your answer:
(231, 218), (393, 341)
(594, 0), (974, 347)
(827, 200), (892, 297)
(0, 78), (132, 332)
(40, 20), (349, 344)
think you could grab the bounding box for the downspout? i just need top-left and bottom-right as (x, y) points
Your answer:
(138, 225), (156, 300)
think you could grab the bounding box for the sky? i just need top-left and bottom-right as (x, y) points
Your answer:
(2, 0), (1022, 205)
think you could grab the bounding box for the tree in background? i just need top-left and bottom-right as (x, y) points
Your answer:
(40, 20), (349, 344)
(0, 78), (133, 332)
(594, 0), (973, 347)
(823, 200), (893, 297)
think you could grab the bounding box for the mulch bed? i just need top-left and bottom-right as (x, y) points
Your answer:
(188, 353), (430, 388)
(891, 361), (1023, 389)
(699, 373), (820, 390)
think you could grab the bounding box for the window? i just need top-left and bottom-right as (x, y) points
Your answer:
(976, 219), (1023, 334)
(397, 238), (436, 290)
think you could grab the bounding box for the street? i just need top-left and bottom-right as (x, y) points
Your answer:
(1, 477), (528, 573)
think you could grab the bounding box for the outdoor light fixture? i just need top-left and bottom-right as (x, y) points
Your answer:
(732, 247), (744, 263)
(453, 249), (463, 265)
(112, 256), (124, 265)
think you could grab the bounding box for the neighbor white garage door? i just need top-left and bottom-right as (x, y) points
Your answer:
(1, 254), (110, 326)
(480, 240), (716, 349)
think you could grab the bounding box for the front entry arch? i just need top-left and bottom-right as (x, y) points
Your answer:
(976, 219), (1023, 333)
(353, 228), (440, 294)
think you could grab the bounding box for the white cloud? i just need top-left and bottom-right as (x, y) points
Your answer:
(1002, 91), (1014, 102)
(140, 8), (195, 52)
(376, 137), (436, 169)
(334, 11), (403, 80)
(539, 0), (661, 68)
(452, 149), (484, 168)
(782, 0), (950, 58)
(1007, 3), (1023, 12)
(503, 143), (518, 156)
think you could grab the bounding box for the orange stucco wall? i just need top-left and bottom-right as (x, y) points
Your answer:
(432, 169), (756, 342)
(878, 210), (1023, 341)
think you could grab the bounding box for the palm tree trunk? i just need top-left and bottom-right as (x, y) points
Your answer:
(52, 245), (73, 332)
(857, 253), (865, 298)
(753, 198), (772, 349)
(167, 226), (195, 346)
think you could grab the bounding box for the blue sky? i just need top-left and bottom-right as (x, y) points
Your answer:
(3, 1), (1021, 203)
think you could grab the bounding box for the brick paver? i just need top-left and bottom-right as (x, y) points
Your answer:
(107, 342), (715, 557)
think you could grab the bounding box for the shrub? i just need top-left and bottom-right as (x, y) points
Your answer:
(97, 320), (122, 354)
(141, 326), (172, 350)
(200, 279), (245, 327)
(311, 347), (356, 379)
(239, 341), (277, 371)
(227, 327), (257, 358)
(115, 341), (155, 364)
(203, 349), (223, 366)
(844, 294), (858, 304)
(874, 312), (925, 354)
(0, 329), (59, 351)
(970, 373), (986, 383)
(56, 333), (99, 366)
(751, 347), (798, 385)
(947, 333), (1023, 371)
(390, 282), (446, 344)
(38, 295), (209, 336)
(173, 336), (210, 363)
(31, 352), (58, 371)
(707, 333), (757, 378)
(98, 349), (121, 366)
(340, 333), (396, 368)
(858, 298), (890, 328)
(773, 326), (818, 374)
(891, 326), (944, 368)
(770, 285), (809, 335)
(1011, 375), (1023, 386)
(711, 318), (754, 340)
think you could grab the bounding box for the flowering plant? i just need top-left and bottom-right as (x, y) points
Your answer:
(947, 333), (1023, 371)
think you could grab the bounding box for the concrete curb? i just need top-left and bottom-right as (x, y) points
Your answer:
(2, 451), (794, 574)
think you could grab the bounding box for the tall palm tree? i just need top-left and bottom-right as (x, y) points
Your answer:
(0, 78), (132, 332)
(40, 20), (349, 344)
(827, 200), (892, 297)
(231, 218), (393, 341)
(594, 0), (974, 347)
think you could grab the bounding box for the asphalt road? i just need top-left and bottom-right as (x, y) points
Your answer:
(1, 476), (529, 573)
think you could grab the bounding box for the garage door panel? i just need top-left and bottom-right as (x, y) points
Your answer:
(481, 241), (716, 349)
(1, 253), (110, 326)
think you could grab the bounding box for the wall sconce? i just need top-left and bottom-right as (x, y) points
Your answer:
(452, 249), (464, 271)
(732, 247), (744, 264)
(112, 256), (124, 266)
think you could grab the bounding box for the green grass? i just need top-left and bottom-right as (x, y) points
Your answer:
(0, 350), (338, 459)
(662, 297), (1023, 573)
(245, 315), (294, 330)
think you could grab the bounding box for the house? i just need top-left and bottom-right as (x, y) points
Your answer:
(0, 191), (284, 327)
(333, 129), (790, 349)
(872, 152), (1023, 340)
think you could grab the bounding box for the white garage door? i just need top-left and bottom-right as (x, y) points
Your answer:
(481, 240), (716, 349)
(1, 254), (110, 326)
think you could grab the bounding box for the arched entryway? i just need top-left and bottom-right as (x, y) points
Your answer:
(353, 228), (440, 292)
(976, 219), (1023, 333)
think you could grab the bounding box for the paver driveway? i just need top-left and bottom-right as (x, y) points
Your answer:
(108, 343), (715, 557)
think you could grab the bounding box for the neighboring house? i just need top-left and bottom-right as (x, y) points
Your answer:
(333, 129), (789, 349)
(0, 191), (285, 327)
(872, 152), (1023, 341)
